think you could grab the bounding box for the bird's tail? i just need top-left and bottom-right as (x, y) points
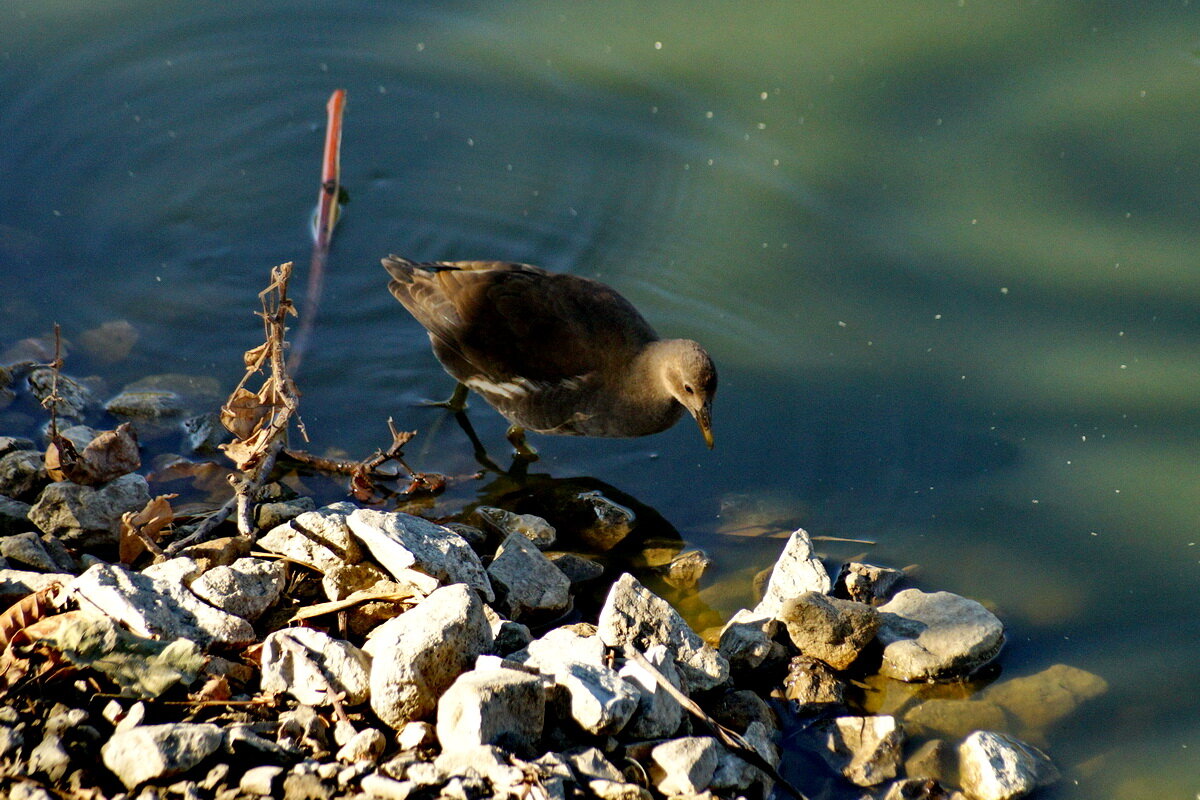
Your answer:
(382, 254), (460, 284)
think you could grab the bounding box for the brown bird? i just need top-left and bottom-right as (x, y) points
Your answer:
(383, 255), (716, 456)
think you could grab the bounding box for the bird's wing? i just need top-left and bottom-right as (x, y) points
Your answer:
(383, 256), (657, 382)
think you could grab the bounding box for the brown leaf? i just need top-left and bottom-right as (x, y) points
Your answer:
(191, 674), (232, 702)
(44, 435), (82, 483)
(0, 584), (63, 650)
(220, 387), (271, 440)
(242, 341), (271, 370)
(79, 422), (141, 484)
(119, 494), (178, 564)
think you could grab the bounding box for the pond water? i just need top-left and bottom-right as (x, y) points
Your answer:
(3, 2), (1199, 797)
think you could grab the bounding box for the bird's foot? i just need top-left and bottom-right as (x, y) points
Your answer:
(506, 425), (539, 461)
(415, 383), (469, 412)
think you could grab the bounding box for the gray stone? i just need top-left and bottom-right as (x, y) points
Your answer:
(0, 437), (35, 457)
(476, 506), (556, 549)
(336, 728), (387, 763)
(0, 568), (70, 602)
(349, 509), (493, 602)
(597, 573), (729, 692)
(255, 497), (317, 531)
(359, 774), (416, 800)
(260, 627), (371, 706)
(189, 557), (285, 620)
(363, 583), (493, 729)
(783, 655), (846, 712)
(575, 491), (635, 551)
(718, 608), (779, 672)
(258, 502), (363, 573)
(0, 449), (47, 502)
(546, 552), (605, 585)
(711, 720), (778, 793)
(436, 667), (545, 755)
(958, 731), (1059, 800)
(811, 715), (904, 787)
(650, 736), (721, 796)
(101, 722), (224, 789)
(516, 625), (607, 672)
(487, 532), (570, 622)
(877, 589), (1005, 681)
(28, 733), (71, 783)
(778, 591), (880, 670)
(980, 663), (1109, 738)
(0, 722), (25, 759)
(656, 549), (711, 590)
(69, 562), (255, 648)
(752, 528), (832, 617)
(587, 780), (650, 800)
(836, 562), (906, 604)
(564, 747), (624, 782)
(239, 765), (285, 795)
(554, 660), (640, 735)
(28, 473), (150, 548)
(618, 644), (684, 739)
(0, 495), (31, 535)
(28, 367), (98, 421)
(397, 721), (437, 751)
(904, 739), (956, 787)
(709, 689), (778, 736)
(1, 531), (62, 572)
(181, 412), (229, 454)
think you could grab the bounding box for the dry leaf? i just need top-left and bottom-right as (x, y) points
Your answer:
(119, 494), (178, 564)
(191, 674), (232, 702)
(0, 584), (63, 650)
(221, 387), (270, 440)
(44, 435), (82, 483)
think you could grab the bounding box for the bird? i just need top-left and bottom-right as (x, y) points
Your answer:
(382, 255), (716, 457)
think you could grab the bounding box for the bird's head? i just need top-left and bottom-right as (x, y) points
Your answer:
(663, 339), (717, 448)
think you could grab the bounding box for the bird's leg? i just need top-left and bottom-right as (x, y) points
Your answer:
(417, 382), (469, 412)
(506, 425), (539, 461)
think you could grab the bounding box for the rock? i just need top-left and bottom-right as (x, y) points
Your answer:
(69, 562), (255, 648)
(255, 497), (317, 531)
(486, 532), (570, 622)
(258, 503), (363, 573)
(554, 660), (640, 736)
(322, 561), (391, 601)
(240, 765), (285, 795)
(981, 663), (1108, 738)
(904, 698), (1008, 740)
(141, 555), (202, 584)
(811, 715), (904, 787)
(189, 557), (285, 620)
(709, 689), (778, 735)
(336, 728), (387, 763)
(753, 528), (832, 617)
(711, 721), (778, 793)
(397, 721), (437, 751)
(877, 590), (1005, 681)
(27, 367), (98, 421)
(783, 655), (846, 712)
(363, 583), (493, 729)
(79, 320), (139, 364)
(0, 449), (48, 502)
(488, 615), (533, 657)
(181, 412), (230, 454)
(597, 573), (729, 692)
(359, 774), (416, 800)
(348, 509), (493, 602)
(101, 722), (224, 789)
(1, 531), (62, 572)
(260, 627), (371, 706)
(546, 552), (605, 586)
(958, 731), (1059, 800)
(28, 473), (150, 548)
(104, 374), (221, 438)
(650, 736), (720, 795)
(0, 719), (24, 759)
(588, 780), (650, 800)
(904, 739), (956, 787)
(656, 549), (711, 590)
(883, 778), (965, 799)
(0, 568), (70, 602)
(0, 495), (32, 535)
(28, 732), (71, 783)
(516, 624), (607, 672)
(276, 706), (331, 757)
(835, 562), (906, 605)
(0, 437), (35, 457)
(565, 747), (625, 782)
(617, 644), (684, 739)
(718, 609), (780, 672)
(778, 591), (880, 670)
(575, 490), (635, 551)
(476, 506), (557, 549)
(436, 667), (545, 755)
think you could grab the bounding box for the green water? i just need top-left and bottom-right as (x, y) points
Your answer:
(3, 2), (1199, 796)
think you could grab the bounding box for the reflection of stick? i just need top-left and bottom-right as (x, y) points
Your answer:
(623, 645), (809, 800)
(290, 89), (346, 375)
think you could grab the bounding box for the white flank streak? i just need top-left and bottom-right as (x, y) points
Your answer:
(465, 377), (534, 400)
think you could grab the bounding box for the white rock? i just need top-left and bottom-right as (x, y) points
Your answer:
(486, 533), (570, 621)
(476, 506), (556, 548)
(650, 736), (721, 795)
(189, 557), (285, 620)
(397, 721), (436, 751)
(436, 667), (545, 754)
(877, 589), (1005, 681)
(554, 660), (640, 735)
(752, 527), (832, 617)
(515, 625), (607, 672)
(359, 774), (416, 800)
(260, 627), (371, 706)
(717, 609), (779, 671)
(958, 731), (1059, 800)
(349, 509), (494, 602)
(69, 562), (254, 648)
(618, 644), (683, 739)
(597, 573), (728, 692)
(258, 502), (362, 572)
(364, 583), (493, 729)
(336, 728), (387, 763)
(240, 764), (285, 795)
(565, 747), (624, 782)
(101, 722), (224, 789)
(811, 715), (904, 787)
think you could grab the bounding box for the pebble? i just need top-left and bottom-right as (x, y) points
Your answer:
(752, 527), (833, 617)
(188, 556), (285, 620)
(101, 723), (224, 789)
(811, 714), (905, 787)
(650, 735), (720, 795)
(0, 495), (33, 535)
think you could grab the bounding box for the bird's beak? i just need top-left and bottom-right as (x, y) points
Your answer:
(694, 402), (714, 449)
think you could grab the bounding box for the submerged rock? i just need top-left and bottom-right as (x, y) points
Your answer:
(476, 506), (556, 549)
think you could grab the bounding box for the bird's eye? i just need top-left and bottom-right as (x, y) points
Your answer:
(684, 385), (695, 394)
